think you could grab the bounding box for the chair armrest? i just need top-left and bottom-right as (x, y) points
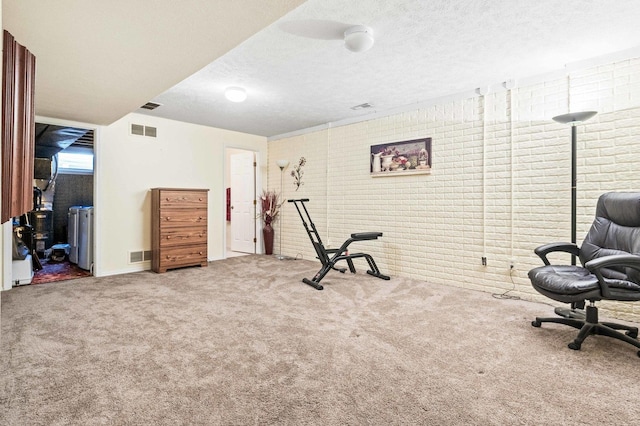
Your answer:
(350, 232), (383, 240)
(585, 254), (640, 298)
(585, 254), (640, 271)
(534, 242), (580, 265)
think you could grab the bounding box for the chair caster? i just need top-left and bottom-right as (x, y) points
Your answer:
(637, 351), (640, 358)
(626, 330), (638, 339)
(568, 341), (581, 351)
(531, 320), (541, 327)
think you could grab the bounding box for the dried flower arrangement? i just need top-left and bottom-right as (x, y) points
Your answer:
(260, 190), (283, 225)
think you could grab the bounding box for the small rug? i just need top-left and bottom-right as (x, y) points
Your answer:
(31, 259), (91, 284)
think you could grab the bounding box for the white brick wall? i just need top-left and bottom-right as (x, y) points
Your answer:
(268, 56), (640, 321)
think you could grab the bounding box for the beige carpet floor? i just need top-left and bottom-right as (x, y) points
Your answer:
(1, 255), (640, 425)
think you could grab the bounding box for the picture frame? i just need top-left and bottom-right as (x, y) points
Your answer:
(370, 137), (432, 176)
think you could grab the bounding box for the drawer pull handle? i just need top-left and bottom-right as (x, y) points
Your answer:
(166, 217), (171, 221)
(166, 236), (171, 239)
(199, 251), (203, 255)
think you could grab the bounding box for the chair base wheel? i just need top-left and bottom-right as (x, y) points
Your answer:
(626, 330), (638, 339)
(531, 320), (541, 327)
(568, 341), (581, 351)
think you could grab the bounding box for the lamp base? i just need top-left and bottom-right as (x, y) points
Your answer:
(273, 254), (296, 261)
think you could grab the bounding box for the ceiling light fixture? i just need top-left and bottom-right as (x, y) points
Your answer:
(224, 87), (247, 103)
(344, 25), (374, 53)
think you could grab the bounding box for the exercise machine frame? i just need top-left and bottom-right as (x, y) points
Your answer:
(288, 198), (390, 290)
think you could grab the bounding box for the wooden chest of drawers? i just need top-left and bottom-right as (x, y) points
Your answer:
(151, 188), (209, 273)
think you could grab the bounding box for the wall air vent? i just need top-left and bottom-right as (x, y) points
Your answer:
(131, 123), (144, 136)
(130, 124), (157, 138)
(129, 250), (152, 263)
(140, 102), (162, 110)
(144, 126), (157, 138)
(350, 102), (373, 110)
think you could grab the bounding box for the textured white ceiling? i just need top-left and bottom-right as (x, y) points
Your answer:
(6, 0), (640, 137)
(2, 0), (305, 125)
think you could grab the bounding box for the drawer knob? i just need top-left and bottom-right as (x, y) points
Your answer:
(166, 217), (171, 220)
(166, 236), (171, 239)
(199, 251), (203, 255)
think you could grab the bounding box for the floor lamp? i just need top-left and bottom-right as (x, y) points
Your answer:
(552, 111), (597, 265)
(275, 159), (290, 260)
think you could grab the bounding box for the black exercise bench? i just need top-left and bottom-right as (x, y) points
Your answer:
(288, 198), (390, 290)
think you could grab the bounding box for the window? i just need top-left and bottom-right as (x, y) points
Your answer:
(57, 147), (94, 174)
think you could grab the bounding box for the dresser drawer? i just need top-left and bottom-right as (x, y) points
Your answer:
(159, 209), (207, 227)
(158, 244), (207, 272)
(151, 187), (209, 273)
(159, 190), (207, 209)
(159, 227), (207, 248)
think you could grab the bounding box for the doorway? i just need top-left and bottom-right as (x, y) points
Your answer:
(13, 123), (96, 286)
(225, 148), (258, 258)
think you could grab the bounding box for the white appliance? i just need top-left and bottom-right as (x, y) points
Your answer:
(68, 206), (82, 264)
(78, 206), (94, 271)
(12, 254), (34, 285)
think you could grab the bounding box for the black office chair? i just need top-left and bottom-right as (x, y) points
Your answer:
(288, 198), (390, 290)
(529, 192), (640, 357)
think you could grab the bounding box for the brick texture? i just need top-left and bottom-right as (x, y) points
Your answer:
(268, 56), (640, 321)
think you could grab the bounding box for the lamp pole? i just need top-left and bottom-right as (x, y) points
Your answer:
(275, 159), (290, 260)
(552, 111), (597, 265)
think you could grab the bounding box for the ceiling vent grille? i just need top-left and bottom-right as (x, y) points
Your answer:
(350, 102), (373, 110)
(140, 102), (162, 110)
(130, 123), (157, 138)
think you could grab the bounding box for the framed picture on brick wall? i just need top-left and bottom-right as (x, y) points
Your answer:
(370, 137), (432, 176)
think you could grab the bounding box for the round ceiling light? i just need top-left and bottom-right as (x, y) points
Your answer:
(344, 25), (374, 53)
(225, 86), (247, 102)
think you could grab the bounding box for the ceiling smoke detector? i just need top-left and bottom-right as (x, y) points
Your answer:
(344, 25), (374, 53)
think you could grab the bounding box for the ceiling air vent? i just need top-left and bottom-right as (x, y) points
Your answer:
(140, 102), (162, 110)
(350, 102), (373, 110)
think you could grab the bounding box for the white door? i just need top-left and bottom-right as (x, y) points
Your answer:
(230, 151), (256, 253)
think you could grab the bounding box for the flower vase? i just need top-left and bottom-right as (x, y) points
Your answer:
(263, 222), (274, 255)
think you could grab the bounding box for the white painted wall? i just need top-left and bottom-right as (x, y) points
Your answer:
(96, 113), (267, 276)
(268, 56), (640, 322)
(0, 113), (267, 286)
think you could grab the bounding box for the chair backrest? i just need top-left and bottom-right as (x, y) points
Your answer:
(580, 192), (640, 282)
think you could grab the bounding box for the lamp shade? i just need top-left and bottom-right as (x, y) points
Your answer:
(224, 87), (247, 103)
(276, 159), (290, 169)
(344, 25), (374, 53)
(552, 111), (597, 126)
